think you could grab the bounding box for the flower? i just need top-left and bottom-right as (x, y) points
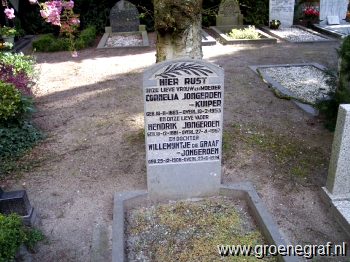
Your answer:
(270, 20), (281, 26)
(29, 0), (37, 3)
(4, 8), (15, 19)
(0, 26), (17, 36)
(302, 8), (319, 21)
(72, 51), (78, 57)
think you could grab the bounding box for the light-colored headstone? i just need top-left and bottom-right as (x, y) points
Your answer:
(216, 0), (243, 26)
(109, 0), (140, 32)
(269, 0), (295, 28)
(143, 59), (224, 199)
(326, 104), (350, 195)
(319, 0), (348, 25)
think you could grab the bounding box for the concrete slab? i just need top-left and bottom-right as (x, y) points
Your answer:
(320, 187), (350, 238)
(249, 63), (328, 116)
(91, 222), (111, 262)
(210, 25), (277, 45)
(260, 25), (336, 43)
(202, 30), (216, 46)
(314, 23), (350, 38)
(113, 183), (297, 262)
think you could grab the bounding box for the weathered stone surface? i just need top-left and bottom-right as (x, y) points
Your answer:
(216, 0), (243, 26)
(143, 58), (224, 199)
(269, 0), (295, 28)
(319, 0), (348, 25)
(0, 190), (32, 216)
(326, 104), (350, 195)
(109, 0), (140, 32)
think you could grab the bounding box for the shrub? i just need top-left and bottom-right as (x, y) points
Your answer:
(0, 52), (36, 77)
(315, 35), (350, 131)
(32, 25), (97, 52)
(226, 26), (260, 39)
(0, 62), (34, 95)
(0, 213), (45, 261)
(0, 82), (21, 121)
(0, 213), (26, 261)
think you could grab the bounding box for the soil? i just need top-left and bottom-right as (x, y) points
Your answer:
(3, 31), (350, 261)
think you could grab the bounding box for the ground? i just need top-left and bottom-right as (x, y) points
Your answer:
(3, 31), (350, 261)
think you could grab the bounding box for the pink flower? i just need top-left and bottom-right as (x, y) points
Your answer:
(29, 0), (37, 3)
(62, 0), (74, 9)
(72, 51), (78, 57)
(4, 8), (15, 19)
(71, 18), (80, 24)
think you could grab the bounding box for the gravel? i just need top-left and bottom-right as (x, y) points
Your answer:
(270, 27), (328, 41)
(105, 34), (142, 47)
(260, 65), (331, 104)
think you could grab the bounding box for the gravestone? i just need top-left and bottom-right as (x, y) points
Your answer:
(319, 0), (348, 25)
(0, 188), (36, 226)
(143, 59), (224, 198)
(325, 104), (350, 195)
(216, 0), (243, 26)
(109, 0), (140, 32)
(269, 0), (295, 28)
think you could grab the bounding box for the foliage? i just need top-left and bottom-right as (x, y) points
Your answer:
(32, 25), (96, 52)
(24, 227), (45, 252)
(315, 36), (350, 131)
(0, 82), (21, 121)
(75, 0), (110, 33)
(0, 26), (17, 36)
(0, 63), (34, 95)
(226, 26), (259, 39)
(0, 213), (26, 261)
(0, 52), (36, 78)
(239, 0), (269, 26)
(21, 6), (56, 35)
(0, 213), (45, 261)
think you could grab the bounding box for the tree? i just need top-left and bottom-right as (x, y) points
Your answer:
(153, 0), (203, 62)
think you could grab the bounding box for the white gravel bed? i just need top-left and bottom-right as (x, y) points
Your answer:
(270, 27), (328, 41)
(260, 66), (330, 104)
(105, 34), (142, 47)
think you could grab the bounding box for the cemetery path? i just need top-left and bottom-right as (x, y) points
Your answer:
(5, 31), (349, 261)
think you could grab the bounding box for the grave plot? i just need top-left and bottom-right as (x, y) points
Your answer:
(210, 25), (277, 45)
(249, 63), (330, 115)
(96, 0), (149, 49)
(260, 25), (335, 43)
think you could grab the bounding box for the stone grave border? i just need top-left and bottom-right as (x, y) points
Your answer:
(96, 27), (149, 50)
(249, 63), (328, 116)
(202, 30), (216, 46)
(210, 25), (277, 45)
(112, 182), (297, 262)
(260, 25), (336, 43)
(313, 24), (350, 38)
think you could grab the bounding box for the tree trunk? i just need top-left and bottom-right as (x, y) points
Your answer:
(153, 0), (203, 62)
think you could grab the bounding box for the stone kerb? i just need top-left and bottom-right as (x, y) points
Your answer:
(143, 58), (224, 199)
(319, 0), (348, 25)
(269, 0), (295, 28)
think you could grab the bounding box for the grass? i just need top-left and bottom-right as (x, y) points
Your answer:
(126, 197), (276, 261)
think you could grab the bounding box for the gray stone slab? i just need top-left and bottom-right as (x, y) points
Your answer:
(109, 0), (140, 32)
(143, 58), (224, 199)
(216, 0), (243, 26)
(113, 183), (297, 262)
(96, 31), (149, 49)
(249, 63), (328, 116)
(319, 0), (348, 25)
(210, 26), (277, 45)
(202, 30), (216, 46)
(260, 25), (336, 43)
(326, 104), (350, 195)
(320, 187), (350, 238)
(269, 0), (295, 28)
(314, 23), (350, 38)
(91, 222), (110, 262)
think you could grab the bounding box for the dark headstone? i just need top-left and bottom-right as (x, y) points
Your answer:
(110, 0), (140, 32)
(0, 189), (36, 226)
